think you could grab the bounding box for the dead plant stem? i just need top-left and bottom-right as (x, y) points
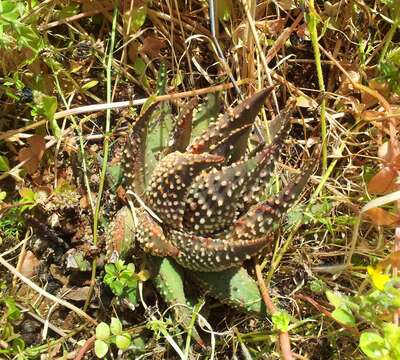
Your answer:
(255, 263), (294, 360)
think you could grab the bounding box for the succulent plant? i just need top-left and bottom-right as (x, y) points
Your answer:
(107, 88), (316, 316)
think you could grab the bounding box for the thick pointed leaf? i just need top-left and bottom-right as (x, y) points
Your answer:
(229, 148), (318, 242)
(136, 209), (179, 257)
(164, 98), (198, 154)
(191, 92), (220, 141)
(367, 166), (398, 194)
(121, 102), (159, 194)
(145, 151), (224, 227)
(191, 267), (267, 316)
(183, 111), (292, 235)
(188, 88), (273, 159)
(105, 206), (136, 259)
(169, 229), (273, 271)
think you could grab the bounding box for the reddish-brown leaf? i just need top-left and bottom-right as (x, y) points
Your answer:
(265, 18), (286, 36)
(364, 207), (400, 226)
(117, 185), (127, 201)
(392, 154), (400, 169)
(139, 36), (166, 59)
(19, 250), (40, 278)
(18, 135), (46, 174)
(378, 140), (400, 164)
(80, 195), (89, 209)
(367, 166), (398, 194)
(378, 251), (400, 269)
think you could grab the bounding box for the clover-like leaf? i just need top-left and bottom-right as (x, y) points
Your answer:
(359, 332), (388, 359)
(94, 339), (109, 358)
(110, 317), (123, 336)
(95, 322), (110, 341)
(272, 311), (291, 332)
(115, 334), (131, 351)
(331, 307), (356, 326)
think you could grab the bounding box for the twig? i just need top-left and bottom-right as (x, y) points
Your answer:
(53, 79), (251, 120)
(0, 80), (252, 143)
(295, 293), (359, 335)
(265, 13), (303, 66)
(74, 335), (96, 360)
(254, 262), (293, 360)
(38, 7), (111, 31)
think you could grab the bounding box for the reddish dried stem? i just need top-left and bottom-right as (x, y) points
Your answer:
(295, 293), (360, 336)
(254, 263), (294, 360)
(74, 335), (95, 360)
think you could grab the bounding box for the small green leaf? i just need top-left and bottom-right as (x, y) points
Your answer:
(115, 333), (131, 350)
(131, 335), (146, 351)
(110, 317), (122, 335)
(5, 297), (21, 320)
(331, 307), (356, 326)
(115, 260), (126, 272)
(95, 322), (110, 341)
(0, 2), (24, 22)
(131, 5), (147, 32)
(309, 279), (325, 294)
(272, 311), (291, 332)
(326, 290), (347, 308)
(383, 322), (400, 349)
(141, 94), (157, 114)
(359, 332), (388, 359)
(0, 155), (9, 172)
(126, 262), (135, 273)
(0, 191), (6, 201)
(127, 288), (138, 305)
(81, 80), (99, 90)
(72, 252), (91, 271)
(171, 70), (183, 88)
(34, 92), (57, 120)
(137, 269), (150, 281)
(105, 263), (117, 276)
(94, 339), (109, 358)
(217, 0), (232, 21)
(112, 280), (125, 296)
(106, 163), (122, 190)
(134, 57), (146, 76)
(33, 91), (60, 136)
